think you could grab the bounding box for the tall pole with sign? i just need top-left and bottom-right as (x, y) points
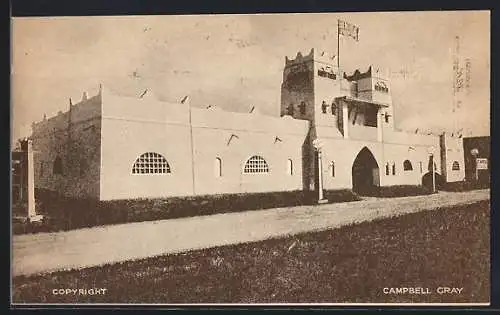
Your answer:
(471, 148), (479, 183)
(476, 160), (479, 182)
(26, 139), (36, 218)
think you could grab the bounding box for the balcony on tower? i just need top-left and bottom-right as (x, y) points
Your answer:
(333, 66), (392, 141)
(341, 66), (392, 103)
(336, 96), (389, 141)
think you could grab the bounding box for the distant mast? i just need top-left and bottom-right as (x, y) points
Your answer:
(452, 35), (464, 136)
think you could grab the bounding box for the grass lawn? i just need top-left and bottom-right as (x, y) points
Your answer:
(12, 200), (490, 304)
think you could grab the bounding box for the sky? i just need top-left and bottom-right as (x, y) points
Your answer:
(11, 11), (490, 143)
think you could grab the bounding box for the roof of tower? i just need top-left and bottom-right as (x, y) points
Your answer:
(284, 48), (338, 67)
(285, 48), (315, 66)
(343, 66), (372, 81)
(343, 65), (390, 81)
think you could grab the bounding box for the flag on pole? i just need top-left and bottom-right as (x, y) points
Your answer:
(338, 20), (359, 41)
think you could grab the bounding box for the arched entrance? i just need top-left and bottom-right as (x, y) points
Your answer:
(421, 155), (444, 190)
(352, 147), (380, 194)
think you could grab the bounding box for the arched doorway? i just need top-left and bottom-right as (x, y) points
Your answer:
(422, 172), (444, 190)
(352, 147), (379, 194)
(421, 155), (444, 190)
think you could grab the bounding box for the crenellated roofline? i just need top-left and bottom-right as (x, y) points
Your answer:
(285, 48), (338, 67)
(343, 66), (372, 81)
(284, 48), (315, 66)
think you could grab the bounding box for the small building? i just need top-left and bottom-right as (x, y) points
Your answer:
(463, 136), (490, 185)
(30, 48), (467, 201)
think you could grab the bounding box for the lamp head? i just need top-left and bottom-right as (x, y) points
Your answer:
(427, 146), (436, 155)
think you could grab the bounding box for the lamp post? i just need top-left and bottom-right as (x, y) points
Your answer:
(427, 146), (436, 193)
(470, 148), (479, 183)
(313, 138), (328, 204)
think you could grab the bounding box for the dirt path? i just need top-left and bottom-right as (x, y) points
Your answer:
(12, 189), (490, 277)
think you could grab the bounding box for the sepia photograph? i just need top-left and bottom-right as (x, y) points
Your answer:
(11, 11), (490, 305)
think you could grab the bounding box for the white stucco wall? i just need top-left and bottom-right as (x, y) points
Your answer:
(99, 90), (194, 200)
(191, 109), (308, 195)
(314, 126), (442, 190)
(99, 89), (309, 200)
